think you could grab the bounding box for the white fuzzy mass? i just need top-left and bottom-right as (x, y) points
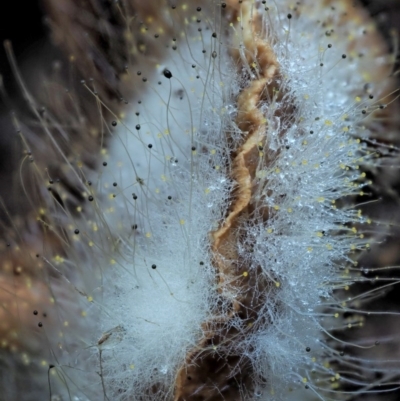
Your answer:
(47, 2), (394, 400)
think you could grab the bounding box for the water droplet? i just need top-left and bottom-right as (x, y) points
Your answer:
(160, 365), (168, 374)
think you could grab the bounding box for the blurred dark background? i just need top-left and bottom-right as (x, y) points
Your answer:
(0, 1), (52, 222)
(0, 1), (48, 97)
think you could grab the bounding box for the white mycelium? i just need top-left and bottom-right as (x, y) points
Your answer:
(2, 1), (400, 401)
